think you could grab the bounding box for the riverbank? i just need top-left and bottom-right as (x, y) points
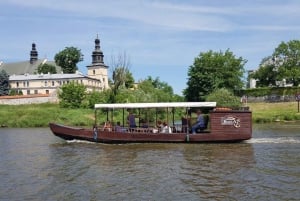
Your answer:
(248, 102), (300, 123)
(0, 102), (299, 127)
(0, 103), (95, 128)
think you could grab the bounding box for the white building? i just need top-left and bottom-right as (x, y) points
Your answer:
(0, 36), (109, 96)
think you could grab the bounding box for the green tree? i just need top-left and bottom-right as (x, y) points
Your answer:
(109, 51), (133, 102)
(54, 47), (83, 73)
(85, 90), (110, 109)
(139, 77), (175, 102)
(146, 76), (174, 95)
(184, 49), (246, 101)
(250, 40), (300, 87)
(37, 63), (57, 74)
(250, 56), (278, 87)
(58, 82), (86, 108)
(206, 88), (241, 108)
(273, 40), (300, 86)
(0, 70), (9, 96)
(125, 71), (135, 88)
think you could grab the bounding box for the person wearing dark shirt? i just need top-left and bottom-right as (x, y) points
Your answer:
(192, 110), (205, 134)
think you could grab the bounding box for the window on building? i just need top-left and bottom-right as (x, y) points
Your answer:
(34, 90), (38, 94)
(16, 82), (19, 87)
(27, 90), (30, 95)
(23, 82), (26, 87)
(52, 81), (55, 86)
(44, 81), (48, 86)
(27, 81), (29, 87)
(93, 70), (96, 75)
(46, 90), (49, 94)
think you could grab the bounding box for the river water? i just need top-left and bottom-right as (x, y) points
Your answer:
(0, 124), (299, 201)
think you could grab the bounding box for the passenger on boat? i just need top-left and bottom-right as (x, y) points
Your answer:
(103, 121), (112, 131)
(191, 109), (205, 134)
(156, 120), (163, 132)
(115, 122), (122, 132)
(161, 122), (172, 133)
(115, 121), (126, 132)
(127, 110), (137, 128)
(141, 119), (148, 128)
(127, 110), (138, 132)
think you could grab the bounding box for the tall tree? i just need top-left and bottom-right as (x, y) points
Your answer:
(250, 40), (300, 87)
(54, 47), (83, 73)
(109, 51), (133, 102)
(273, 40), (300, 86)
(0, 70), (9, 96)
(37, 63), (57, 74)
(250, 56), (278, 87)
(184, 49), (246, 101)
(146, 76), (174, 95)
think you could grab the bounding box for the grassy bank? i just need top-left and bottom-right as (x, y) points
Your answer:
(248, 102), (300, 123)
(0, 102), (300, 127)
(0, 103), (95, 128)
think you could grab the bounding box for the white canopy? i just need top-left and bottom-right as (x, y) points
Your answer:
(94, 102), (216, 109)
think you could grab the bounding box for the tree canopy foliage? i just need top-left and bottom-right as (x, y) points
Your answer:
(251, 40), (300, 87)
(37, 63), (57, 74)
(274, 40), (300, 86)
(108, 76), (176, 105)
(109, 51), (133, 103)
(184, 49), (246, 101)
(249, 56), (277, 87)
(58, 82), (86, 108)
(206, 88), (241, 108)
(0, 70), (9, 96)
(54, 47), (83, 73)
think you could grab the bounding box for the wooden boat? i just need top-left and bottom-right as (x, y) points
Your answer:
(49, 102), (252, 143)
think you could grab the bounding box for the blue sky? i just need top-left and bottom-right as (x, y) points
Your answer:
(1, 0), (300, 95)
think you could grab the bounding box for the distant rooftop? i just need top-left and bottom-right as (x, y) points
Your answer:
(0, 43), (61, 75)
(9, 71), (101, 82)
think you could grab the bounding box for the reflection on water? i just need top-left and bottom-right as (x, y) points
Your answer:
(0, 125), (300, 201)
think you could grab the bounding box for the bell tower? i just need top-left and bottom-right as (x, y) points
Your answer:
(87, 35), (109, 89)
(30, 43), (38, 64)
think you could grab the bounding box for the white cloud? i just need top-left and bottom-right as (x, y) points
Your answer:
(2, 0), (300, 95)
(4, 0), (300, 32)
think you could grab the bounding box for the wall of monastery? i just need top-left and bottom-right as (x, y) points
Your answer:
(0, 95), (58, 105)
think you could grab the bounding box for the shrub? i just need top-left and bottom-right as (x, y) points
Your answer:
(206, 88), (242, 108)
(58, 81), (86, 108)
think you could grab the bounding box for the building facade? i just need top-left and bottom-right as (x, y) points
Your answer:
(0, 36), (109, 96)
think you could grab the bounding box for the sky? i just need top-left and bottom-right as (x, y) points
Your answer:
(1, 0), (300, 95)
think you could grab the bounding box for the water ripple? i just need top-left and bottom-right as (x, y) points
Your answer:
(1, 128), (300, 201)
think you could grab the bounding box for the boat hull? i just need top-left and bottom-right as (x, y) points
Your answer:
(49, 109), (252, 143)
(49, 123), (251, 144)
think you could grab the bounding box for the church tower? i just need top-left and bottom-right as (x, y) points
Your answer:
(87, 35), (109, 89)
(30, 43), (38, 64)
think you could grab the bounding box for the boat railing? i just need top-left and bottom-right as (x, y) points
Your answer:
(97, 123), (211, 134)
